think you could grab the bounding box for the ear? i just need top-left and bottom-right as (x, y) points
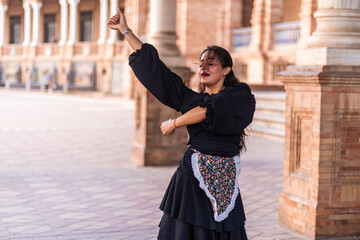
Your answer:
(223, 67), (231, 76)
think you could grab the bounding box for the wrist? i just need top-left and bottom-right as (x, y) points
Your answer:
(173, 118), (177, 129)
(120, 26), (131, 34)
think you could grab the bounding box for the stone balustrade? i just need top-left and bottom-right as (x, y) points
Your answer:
(273, 21), (301, 45)
(73, 42), (98, 56)
(2, 45), (22, 57)
(232, 27), (252, 49)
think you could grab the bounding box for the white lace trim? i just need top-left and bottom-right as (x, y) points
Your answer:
(191, 151), (241, 222)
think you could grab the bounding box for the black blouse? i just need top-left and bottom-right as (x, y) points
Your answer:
(129, 44), (255, 157)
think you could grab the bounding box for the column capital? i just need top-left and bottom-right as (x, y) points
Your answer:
(23, 2), (30, 8)
(68, 0), (80, 5)
(0, 4), (7, 11)
(31, 1), (43, 9)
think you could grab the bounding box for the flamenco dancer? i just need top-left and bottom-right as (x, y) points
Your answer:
(108, 8), (256, 240)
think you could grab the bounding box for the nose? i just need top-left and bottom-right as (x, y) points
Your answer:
(200, 62), (208, 70)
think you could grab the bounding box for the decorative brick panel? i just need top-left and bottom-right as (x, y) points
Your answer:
(290, 108), (314, 176)
(333, 110), (360, 184)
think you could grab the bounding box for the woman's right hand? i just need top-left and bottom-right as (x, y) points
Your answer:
(107, 8), (129, 34)
(160, 119), (176, 136)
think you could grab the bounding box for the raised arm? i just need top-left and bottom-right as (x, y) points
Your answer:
(107, 8), (142, 52)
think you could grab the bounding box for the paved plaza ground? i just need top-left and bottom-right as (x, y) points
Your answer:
(0, 90), (309, 240)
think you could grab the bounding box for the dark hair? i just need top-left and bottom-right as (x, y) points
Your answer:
(199, 46), (248, 153)
(200, 45), (239, 89)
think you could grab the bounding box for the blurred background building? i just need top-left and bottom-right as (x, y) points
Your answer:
(0, 0), (310, 140)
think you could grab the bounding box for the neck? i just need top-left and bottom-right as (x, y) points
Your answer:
(205, 82), (224, 95)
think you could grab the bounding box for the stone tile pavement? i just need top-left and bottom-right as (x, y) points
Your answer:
(0, 90), (310, 240)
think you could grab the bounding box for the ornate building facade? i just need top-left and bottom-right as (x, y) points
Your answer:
(0, 0), (314, 95)
(0, 0), (128, 94)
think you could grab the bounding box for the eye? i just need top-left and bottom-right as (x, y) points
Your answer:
(199, 64), (203, 68)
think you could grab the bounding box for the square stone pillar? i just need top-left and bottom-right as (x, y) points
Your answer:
(278, 65), (360, 238)
(131, 63), (193, 166)
(131, 0), (194, 166)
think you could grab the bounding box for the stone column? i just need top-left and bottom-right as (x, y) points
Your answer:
(131, 0), (193, 166)
(278, 0), (360, 238)
(297, 0), (360, 65)
(59, 0), (68, 46)
(0, 4), (7, 47)
(247, 0), (282, 84)
(298, 0), (317, 48)
(148, 0), (180, 56)
(219, 0), (241, 50)
(22, 2), (31, 46)
(30, 1), (42, 46)
(98, 0), (108, 44)
(107, 0), (118, 44)
(67, 0), (80, 45)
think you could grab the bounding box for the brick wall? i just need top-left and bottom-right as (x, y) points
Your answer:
(278, 65), (360, 238)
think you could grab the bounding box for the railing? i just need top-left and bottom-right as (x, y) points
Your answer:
(2, 44), (23, 56)
(273, 21), (300, 45)
(36, 44), (60, 56)
(74, 42), (98, 56)
(232, 27), (252, 48)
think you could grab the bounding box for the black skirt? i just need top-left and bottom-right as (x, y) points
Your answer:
(158, 148), (248, 240)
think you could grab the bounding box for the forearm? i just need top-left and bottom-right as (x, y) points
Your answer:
(123, 30), (143, 52)
(160, 106), (206, 136)
(175, 107), (207, 128)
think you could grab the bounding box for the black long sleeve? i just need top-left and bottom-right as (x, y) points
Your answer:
(200, 83), (256, 135)
(129, 43), (193, 112)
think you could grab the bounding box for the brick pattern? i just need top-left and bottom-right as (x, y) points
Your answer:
(279, 65), (360, 238)
(339, 120), (360, 173)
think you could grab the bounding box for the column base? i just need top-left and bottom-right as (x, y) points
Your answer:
(279, 193), (316, 238)
(148, 32), (181, 57)
(296, 47), (360, 66)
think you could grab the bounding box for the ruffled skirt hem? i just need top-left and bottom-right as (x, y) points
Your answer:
(158, 213), (248, 240)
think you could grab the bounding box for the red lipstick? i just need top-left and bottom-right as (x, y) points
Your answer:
(201, 72), (209, 77)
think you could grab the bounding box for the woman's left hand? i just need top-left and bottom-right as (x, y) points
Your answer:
(160, 119), (176, 136)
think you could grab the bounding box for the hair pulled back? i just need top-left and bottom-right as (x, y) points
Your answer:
(199, 46), (248, 153)
(200, 45), (239, 89)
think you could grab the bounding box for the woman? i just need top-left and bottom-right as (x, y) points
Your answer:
(108, 9), (255, 240)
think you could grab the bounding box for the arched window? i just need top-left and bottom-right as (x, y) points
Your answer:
(9, 16), (21, 44)
(80, 11), (93, 42)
